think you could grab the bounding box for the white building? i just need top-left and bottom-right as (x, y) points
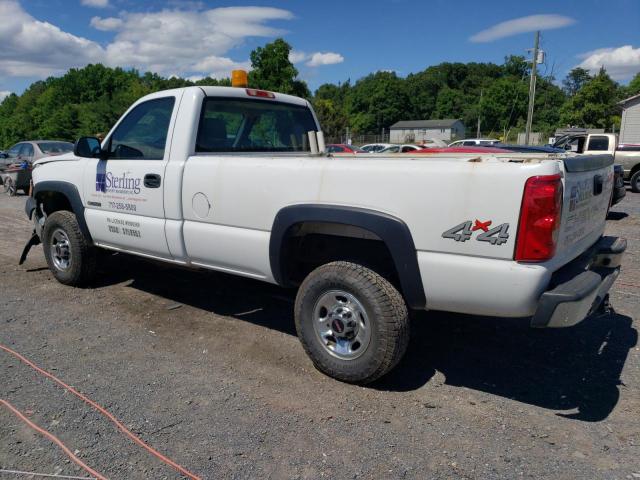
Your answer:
(389, 119), (465, 143)
(619, 93), (640, 145)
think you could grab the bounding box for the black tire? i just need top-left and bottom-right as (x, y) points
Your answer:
(631, 170), (640, 193)
(294, 261), (409, 384)
(42, 211), (96, 286)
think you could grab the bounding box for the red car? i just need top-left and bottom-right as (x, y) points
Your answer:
(411, 146), (513, 154)
(326, 144), (366, 154)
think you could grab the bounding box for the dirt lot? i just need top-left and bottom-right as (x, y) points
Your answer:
(1, 190), (639, 480)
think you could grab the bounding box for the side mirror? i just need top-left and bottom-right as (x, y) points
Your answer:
(74, 137), (105, 159)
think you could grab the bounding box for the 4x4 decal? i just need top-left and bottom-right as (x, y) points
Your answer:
(442, 219), (510, 245)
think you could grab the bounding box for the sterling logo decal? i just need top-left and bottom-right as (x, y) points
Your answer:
(96, 170), (141, 194)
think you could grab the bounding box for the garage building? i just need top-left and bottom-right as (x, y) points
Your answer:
(619, 93), (640, 145)
(389, 119), (465, 143)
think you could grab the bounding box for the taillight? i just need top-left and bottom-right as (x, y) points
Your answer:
(246, 88), (275, 99)
(515, 174), (563, 262)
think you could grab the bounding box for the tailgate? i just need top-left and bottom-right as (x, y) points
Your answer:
(556, 154), (614, 261)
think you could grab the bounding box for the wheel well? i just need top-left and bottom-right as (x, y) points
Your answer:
(630, 163), (640, 179)
(35, 191), (72, 216)
(280, 222), (401, 289)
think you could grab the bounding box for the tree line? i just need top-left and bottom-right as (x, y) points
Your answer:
(1, 38), (639, 149)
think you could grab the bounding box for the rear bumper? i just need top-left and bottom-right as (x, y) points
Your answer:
(531, 236), (626, 328)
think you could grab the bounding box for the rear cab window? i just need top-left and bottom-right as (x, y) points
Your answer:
(587, 136), (610, 151)
(196, 98), (317, 153)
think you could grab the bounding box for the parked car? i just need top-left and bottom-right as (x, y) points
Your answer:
(23, 83), (625, 384)
(378, 144), (423, 153)
(360, 143), (392, 153)
(449, 138), (500, 147)
(492, 143), (565, 154)
(412, 146), (513, 154)
(326, 144), (365, 154)
(416, 139), (448, 148)
(1, 140), (74, 170)
(550, 133), (640, 192)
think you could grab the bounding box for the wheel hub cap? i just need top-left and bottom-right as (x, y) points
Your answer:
(313, 290), (371, 360)
(50, 229), (71, 271)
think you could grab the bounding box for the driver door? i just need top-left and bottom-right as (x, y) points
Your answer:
(82, 94), (180, 258)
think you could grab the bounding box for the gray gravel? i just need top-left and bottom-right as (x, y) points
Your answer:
(1, 190), (639, 480)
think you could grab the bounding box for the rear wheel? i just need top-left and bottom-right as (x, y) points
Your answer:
(631, 170), (640, 193)
(43, 211), (96, 286)
(294, 261), (409, 384)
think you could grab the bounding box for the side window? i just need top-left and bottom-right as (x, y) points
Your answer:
(20, 143), (34, 158)
(8, 144), (22, 158)
(463, 141), (476, 146)
(587, 136), (610, 151)
(109, 97), (175, 160)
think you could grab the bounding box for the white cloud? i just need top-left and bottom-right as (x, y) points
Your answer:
(306, 52), (344, 67)
(103, 6), (293, 75)
(0, 90), (12, 102)
(0, 1), (343, 85)
(192, 56), (252, 79)
(470, 14), (576, 43)
(577, 45), (640, 81)
(81, 0), (109, 7)
(288, 50), (308, 64)
(0, 0), (105, 77)
(90, 16), (123, 31)
(289, 50), (344, 67)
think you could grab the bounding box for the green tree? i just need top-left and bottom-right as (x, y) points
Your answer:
(248, 38), (310, 98)
(348, 71), (408, 133)
(562, 68), (592, 96)
(559, 68), (619, 129)
(620, 72), (640, 99)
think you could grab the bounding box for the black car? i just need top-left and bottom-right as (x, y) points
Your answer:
(492, 143), (566, 154)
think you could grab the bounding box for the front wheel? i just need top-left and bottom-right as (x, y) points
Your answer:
(294, 261), (409, 384)
(42, 211), (96, 286)
(630, 170), (640, 193)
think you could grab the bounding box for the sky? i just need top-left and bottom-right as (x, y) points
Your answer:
(1, 0), (639, 102)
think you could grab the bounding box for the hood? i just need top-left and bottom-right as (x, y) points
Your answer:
(33, 152), (79, 167)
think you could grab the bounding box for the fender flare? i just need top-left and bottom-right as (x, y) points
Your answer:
(32, 181), (93, 243)
(270, 204), (426, 309)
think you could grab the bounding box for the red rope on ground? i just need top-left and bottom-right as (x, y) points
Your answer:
(0, 344), (202, 480)
(0, 398), (108, 480)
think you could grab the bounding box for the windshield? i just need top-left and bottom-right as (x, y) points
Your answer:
(38, 142), (74, 154)
(196, 98), (318, 153)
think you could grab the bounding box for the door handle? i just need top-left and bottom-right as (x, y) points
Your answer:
(593, 174), (603, 195)
(144, 173), (161, 188)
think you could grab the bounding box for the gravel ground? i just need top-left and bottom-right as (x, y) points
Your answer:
(0, 191), (639, 480)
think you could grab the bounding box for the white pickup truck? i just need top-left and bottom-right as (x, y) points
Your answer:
(552, 132), (640, 192)
(22, 84), (626, 383)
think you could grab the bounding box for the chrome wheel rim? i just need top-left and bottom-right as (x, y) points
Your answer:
(312, 290), (371, 360)
(50, 229), (71, 271)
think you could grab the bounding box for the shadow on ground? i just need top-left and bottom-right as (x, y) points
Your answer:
(86, 252), (638, 422)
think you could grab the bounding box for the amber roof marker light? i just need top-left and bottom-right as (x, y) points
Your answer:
(231, 70), (248, 88)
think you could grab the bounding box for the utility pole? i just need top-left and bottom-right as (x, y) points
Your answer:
(476, 89), (483, 138)
(524, 31), (540, 145)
